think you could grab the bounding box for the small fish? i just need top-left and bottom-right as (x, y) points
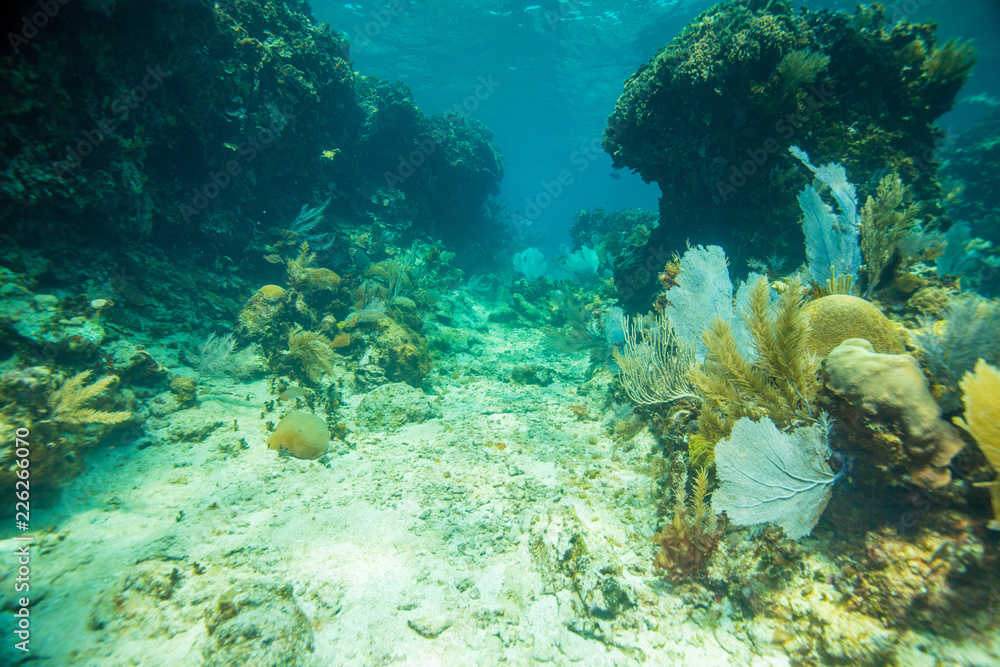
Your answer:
(263, 254), (283, 264)
(609, 171), (621, 180)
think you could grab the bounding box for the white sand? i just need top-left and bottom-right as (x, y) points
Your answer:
(2, 318), (994, 666)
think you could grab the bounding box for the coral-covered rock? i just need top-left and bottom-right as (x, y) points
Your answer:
(389, 296), (423, 332)
(0, 367), (136, 498)
(708, 526), (805, 616)
(941, 108), (1000, 250)
(510, 364), (556, 386)
(604, 1), (972, 305)
(114, 348), (169, 387)
(343, 79), (506, 264)
(487, 305), (519, 324)
(846, 514), (992, 628)
(203, 580), (314, 667)
(570, 208), (658, 257)
(709, 526), (907, 664)
(355, 382), (440, 431)
(1, 291), (106, 357)
(1, 0), (362, 251)
(168, 376), (198, 407)
(418, 113), (505, 239)
(821, 338), (964, 488)
(235, 285), (288, 350)
(358, 318), (432, 387)
(301, 268), (341, 291)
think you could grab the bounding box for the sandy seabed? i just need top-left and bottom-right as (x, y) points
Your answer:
(2, 315), (998, 666)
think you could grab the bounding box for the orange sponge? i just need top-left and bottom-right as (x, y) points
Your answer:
(267, 411), (329, 460)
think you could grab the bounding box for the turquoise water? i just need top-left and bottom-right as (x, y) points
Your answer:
(1, 0), (999, 664)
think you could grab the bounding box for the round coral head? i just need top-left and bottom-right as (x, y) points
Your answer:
(267, 411), (330, 460)
(805, 294), (904, 358)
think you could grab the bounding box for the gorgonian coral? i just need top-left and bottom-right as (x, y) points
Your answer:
(652, 463), (727, 581)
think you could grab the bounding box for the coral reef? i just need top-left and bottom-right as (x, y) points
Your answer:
(0, 0), (505, 271)
(803, 294), (905, 358)
(821, 338), (964, 488)
(0, 367), (135, 496)
(1, 0), (361, 250)
(341, 81), (507, 264)
(652, 461), (726, 581)
(1, 1), (997, 665)
(689, 277), (819, 462)
(604, 1), (973, 307)
(940, 106), (1000, 283)
(846, 515), (991, 627)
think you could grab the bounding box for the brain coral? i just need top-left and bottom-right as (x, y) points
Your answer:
(303, 268), (340, 291)
(258, 285), (287, 301)
(805, 294), (904, 358)
(267, 411), (329, 460)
